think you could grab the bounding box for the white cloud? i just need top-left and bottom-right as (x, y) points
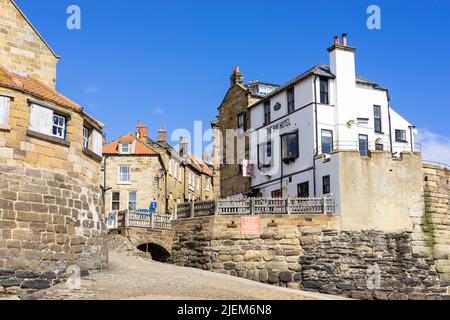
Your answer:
(83, 86), (99, 94)
(416, 128), (450, 166)
(152, 107), (164, 115)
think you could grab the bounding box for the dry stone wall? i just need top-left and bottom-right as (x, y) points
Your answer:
(171, 215), (448, 300)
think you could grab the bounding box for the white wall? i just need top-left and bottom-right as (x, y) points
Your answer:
(247, 42), (417, 211)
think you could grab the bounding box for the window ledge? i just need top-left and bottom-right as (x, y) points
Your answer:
(0, 125), (11, 132)
(27, 130), (70, 147)
(118, 182), (132, 185)
(83, 148), (103, 162)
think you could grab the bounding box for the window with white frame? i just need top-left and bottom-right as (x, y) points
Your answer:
(52, 114), (66, 139)
(128, 192), (137, 211)
(173, 162), (178, 177)
(168, 159), (172, 176)
(30, 104), (63, 138)
(178, 166), (182, 181)
(120, 143), (130, 154)
(118, 165), (131, 183)
(0, 96), (10, 127)
(83, 127), (90, 149)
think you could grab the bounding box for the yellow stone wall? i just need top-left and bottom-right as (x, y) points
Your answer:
(103, 155), (165, 214)
(0, 0), (59, 87)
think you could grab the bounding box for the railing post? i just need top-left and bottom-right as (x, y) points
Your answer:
(214, 199), (219, 216)
(250, 198), (255, 215)
(322, 197), (327, 215)
(124, 210), (129, 228)
(150, 213), (154, 229)
(190, 201), (195, 218)
(286, 197), (291, 215)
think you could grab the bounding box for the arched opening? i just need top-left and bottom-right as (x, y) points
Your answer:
(137, 243), (171, 263)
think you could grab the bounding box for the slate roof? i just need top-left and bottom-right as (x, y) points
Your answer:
(248, 64), (335, 108)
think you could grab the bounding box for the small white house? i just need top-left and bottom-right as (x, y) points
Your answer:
(248, 34), (417, 213)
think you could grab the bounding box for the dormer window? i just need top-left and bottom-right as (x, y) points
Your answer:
(120, 142), (131, 154)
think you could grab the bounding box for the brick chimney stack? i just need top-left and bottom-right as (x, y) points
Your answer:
(157, 126), (167, 142)
(179, 137), (189, 156)
(136, 120), (148, 139)
(230, 66), (244, 87)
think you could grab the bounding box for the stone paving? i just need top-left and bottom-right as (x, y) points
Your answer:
(1, 253), (346, 300)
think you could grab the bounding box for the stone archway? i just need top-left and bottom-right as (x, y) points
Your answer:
(126, 228), (175, 262)
(137, 243), (171, 262)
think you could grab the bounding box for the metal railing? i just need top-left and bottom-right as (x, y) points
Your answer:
(107, 210), (172, 230)
(423, 160), (450, 171)
(315, 140), (421, 156)
(174, 196), (335, 219)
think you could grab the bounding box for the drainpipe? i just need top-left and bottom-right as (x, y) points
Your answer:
(387, 90), (394, 156)
(101, 155), (112, 214)
(280, 138), (284, 197)
(313, 75), (319, 197)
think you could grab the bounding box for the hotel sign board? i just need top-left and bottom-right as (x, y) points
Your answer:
(267, 118), (291, 134)
(240, 216), (261, 235)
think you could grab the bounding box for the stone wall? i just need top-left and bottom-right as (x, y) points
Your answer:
(0, 0), (59, 88)
(0, 165), (107, 292)
(103, 155), (166, 214)
(218, 83), (259, 198)
(171, 215), (448, 300)
(412, 164), (450, 281)
(339, 151), (423, 232)
(0, 87), (107, 292)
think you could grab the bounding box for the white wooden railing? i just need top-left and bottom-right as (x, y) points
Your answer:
(107, 210), (172, 230)
(174, 196), (335, 219)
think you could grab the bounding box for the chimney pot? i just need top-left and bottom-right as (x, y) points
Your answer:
(230, 66), (244, 87)
(342, 33), (348, 46)
(334, 36), (340, 46)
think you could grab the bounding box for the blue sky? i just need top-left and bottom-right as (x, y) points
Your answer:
(15, 0), (450, 162)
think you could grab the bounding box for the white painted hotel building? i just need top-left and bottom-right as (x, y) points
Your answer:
(247, 35), (418, 214)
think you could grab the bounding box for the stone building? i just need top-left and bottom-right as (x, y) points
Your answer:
(102, 132), (166, 215)
(0, 0), (106, 290)
(217, 67), (278, 198)
(103, 122), (216, 216)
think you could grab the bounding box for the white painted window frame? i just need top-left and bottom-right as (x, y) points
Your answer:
(52, 114), (66, 139)
(118, 165), (131, 184)
(128, 191), (137, 211)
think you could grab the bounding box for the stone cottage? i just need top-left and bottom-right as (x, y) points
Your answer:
(103, 122), (217, 216)
(0, 0), (107, 291)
